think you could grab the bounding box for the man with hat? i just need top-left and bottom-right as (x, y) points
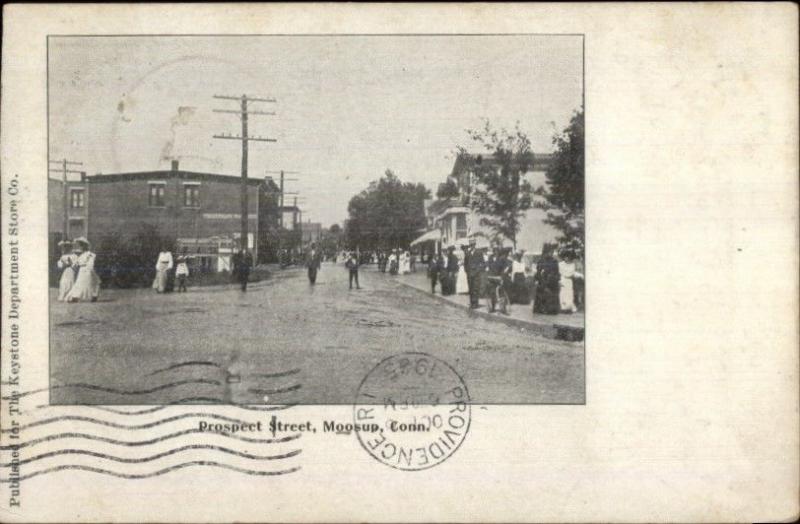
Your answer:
(464, 237), (486, 309)
(443, 246), (459, 295)
(306, 242), (322, 285)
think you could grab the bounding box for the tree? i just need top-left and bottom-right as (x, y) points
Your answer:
(436, 178), (460, 199)
(534, 108), (584, 260)
(95, 223), (176, 288)
(345, 170), (430, 251)
(320, 223), (343, 257)
(457, 121), (535, 248)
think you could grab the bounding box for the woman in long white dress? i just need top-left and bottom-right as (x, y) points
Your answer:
(153, 249), (174, 293)
(56, 240), (77, 301)
(400, 251), (411, 274)
(558, 254), (583, 313)
(455, 251), (469, 294)
(66, 238), (100, 302)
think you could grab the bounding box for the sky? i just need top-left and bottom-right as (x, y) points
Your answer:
(49, 35), (583, 227)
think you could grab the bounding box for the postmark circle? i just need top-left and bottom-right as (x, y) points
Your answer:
(353, 352), (471, 471)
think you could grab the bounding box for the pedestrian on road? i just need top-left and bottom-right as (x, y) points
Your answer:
(533, 243), (560, 315)
(427, 252), (444, 293)
(56, 240), (77, 301)
(557, 250), (582, 314)
(443, 247), (459, 296)
(456, 251), (468, 294)
(66, 237), (101, 303)
(152, 246), (174, 293)
(378, 251), (387, 273)
(388, 250), (399, 275)
(465, 239), (486, 309)
(509, 251), (530, 304)
(306, 242), (322, 285)
(346, 252), (361, 289)
(237, 249), (252, 291)
(175, 254), (189, 292)
(487, 247), (512, 314)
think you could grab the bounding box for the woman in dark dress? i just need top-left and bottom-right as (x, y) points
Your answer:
(533, 243), (561, 315)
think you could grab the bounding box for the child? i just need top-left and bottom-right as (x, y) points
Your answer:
(175, 255), (189, 292)
(345, 252), (360, 290)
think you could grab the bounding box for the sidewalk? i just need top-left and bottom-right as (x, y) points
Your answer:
(382, 268), (585, 342)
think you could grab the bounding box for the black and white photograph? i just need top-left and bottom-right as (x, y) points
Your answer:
(3, 3), (799, 523)
(47, 35), (586, 405)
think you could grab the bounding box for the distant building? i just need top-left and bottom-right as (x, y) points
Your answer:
(300, 222), (323, 246)
(48, 160), (281, 270)
(279, 205), (300, 230)
(412, 152), (559, 255)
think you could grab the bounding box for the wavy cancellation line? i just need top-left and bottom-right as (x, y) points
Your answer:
(0, 461), (302, 482)
(146, 361), (224, 376)
(1, 412), (269, 433)
(34, 398), (298, 414)
(248, 368), (301, 379)
(248, 384), (303, 396)
(0, 445), (302, 467)
(1, 379), (222, 400)
(0, 428), (302, 450)
(146, 361), (301, 381)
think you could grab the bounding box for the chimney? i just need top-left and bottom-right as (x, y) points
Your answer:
(80, 171), (87, 182)
(171, 159), (179, 172)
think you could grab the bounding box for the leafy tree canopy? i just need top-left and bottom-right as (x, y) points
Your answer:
(345, 170), (430, 251)
(534, 108), (584, 260)
(457, 120), (535, 247)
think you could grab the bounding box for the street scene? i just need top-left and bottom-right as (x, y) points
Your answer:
(48, 35), (585, 404)
(50, 263), (583, 405)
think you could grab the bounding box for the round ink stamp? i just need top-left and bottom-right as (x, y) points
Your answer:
(353, 352), (471, 471)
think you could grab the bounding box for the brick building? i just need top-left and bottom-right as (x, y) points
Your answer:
(48, 161), (282, 270)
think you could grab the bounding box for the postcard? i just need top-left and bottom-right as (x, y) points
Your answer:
(1, 3), (797, 522)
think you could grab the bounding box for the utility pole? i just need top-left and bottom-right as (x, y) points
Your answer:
(265, 170), (299, 228)
(213, 95), (276, 253)
(48, 158), (83, 240)
(265, 170), (300, 262)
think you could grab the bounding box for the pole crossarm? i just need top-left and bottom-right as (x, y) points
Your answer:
(48, 169), (84, 174)
(213, 109), (276, 116)
(213, 94), (276, 103)
(48, 160), (82, 166)
(213, 134), (277, 142)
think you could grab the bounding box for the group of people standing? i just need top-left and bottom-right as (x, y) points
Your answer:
(56, 237), (101, 303)
(427, 239), (522, 315)
(532, 244), (583, 314)
(377, 250), (415, 275)
(426, 239), (583, 316)
(152, 248), (191, 293)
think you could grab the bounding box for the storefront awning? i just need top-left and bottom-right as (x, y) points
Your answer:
(410, 229), (441, 246)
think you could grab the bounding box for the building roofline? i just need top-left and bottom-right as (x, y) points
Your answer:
(87, 170), (269, 186)
(450, 151), (554, 177)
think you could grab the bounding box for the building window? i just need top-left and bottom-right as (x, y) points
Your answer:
(149, 184), (165, 207)
(455, 214), (468, 239)
(183, 185), (200, 207)
(70, 189), (85, 208)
